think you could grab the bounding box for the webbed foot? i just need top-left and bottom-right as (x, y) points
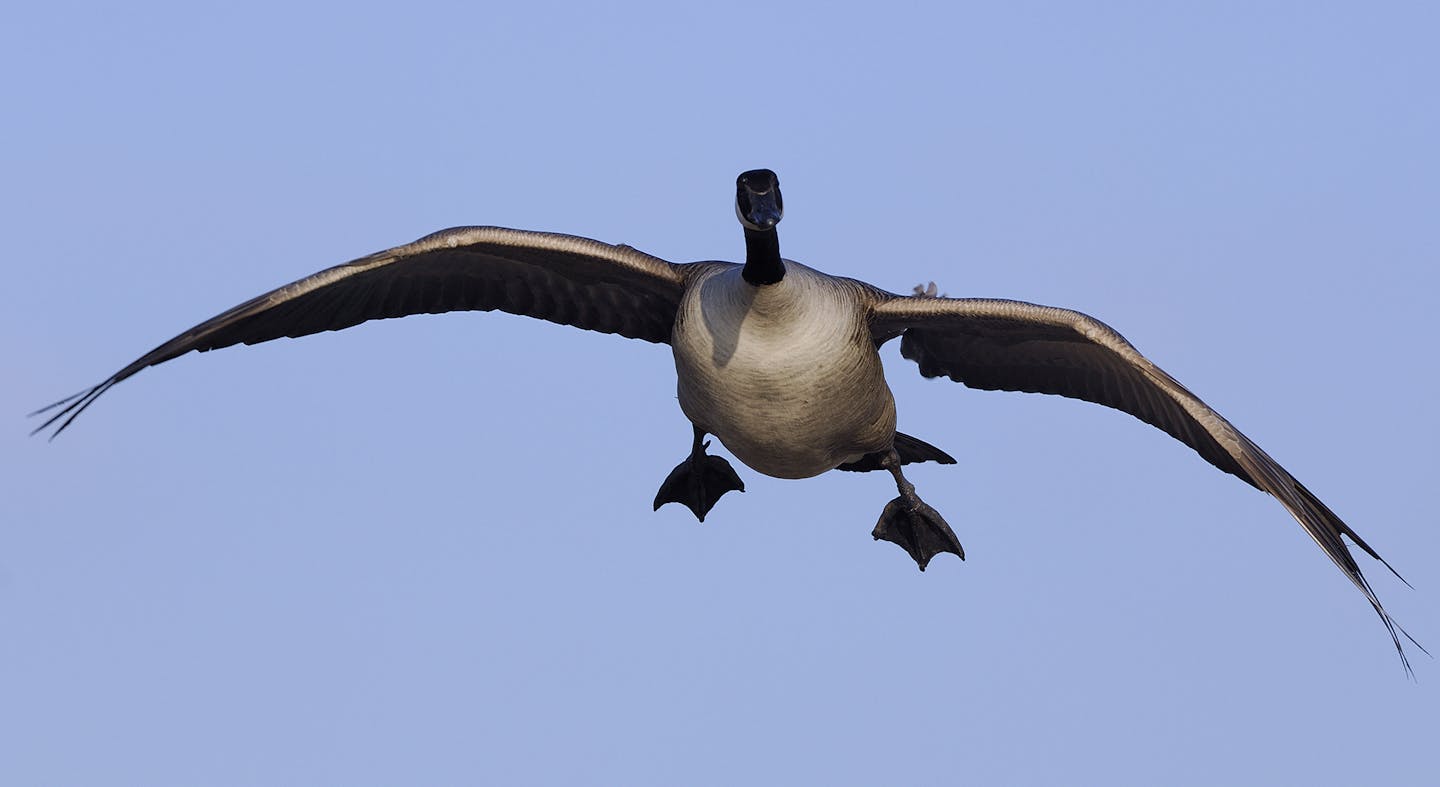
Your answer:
(653, 429), (745, 522)
(869, 447), (964, 570)
(873, 496), (964, 570)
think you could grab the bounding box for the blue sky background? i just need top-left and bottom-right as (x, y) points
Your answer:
(4, 2), (1438, 784)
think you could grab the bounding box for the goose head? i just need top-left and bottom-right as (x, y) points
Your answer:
(736, 169), (784, 230)
(736, 169), (785, 285)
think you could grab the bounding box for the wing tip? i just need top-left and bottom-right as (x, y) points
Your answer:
(1331, 540), (1425, 678)
(28, 381), (112, 440)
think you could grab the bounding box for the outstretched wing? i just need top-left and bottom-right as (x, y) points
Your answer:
(35, 226), (688, 437)
(871, 294), (1420, 671)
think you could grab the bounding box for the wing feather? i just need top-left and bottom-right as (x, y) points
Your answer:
(871, 294), (1420, 671)
(34, 226), (689, 437)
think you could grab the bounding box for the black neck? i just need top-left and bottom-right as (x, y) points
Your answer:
(742, 228), (784, 286)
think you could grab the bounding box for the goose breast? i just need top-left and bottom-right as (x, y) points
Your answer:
(671, 262), (896, 478)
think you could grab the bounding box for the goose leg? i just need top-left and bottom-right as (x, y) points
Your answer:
(653, 426), (745, 522)
(871, 450), (964, 570)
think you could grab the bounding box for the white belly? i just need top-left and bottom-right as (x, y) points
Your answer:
(670, 263), (897, 479)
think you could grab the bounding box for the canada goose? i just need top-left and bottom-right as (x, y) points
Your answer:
(34, 168), (1418, 669)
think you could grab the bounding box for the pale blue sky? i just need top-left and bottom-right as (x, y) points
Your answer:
(4, 2), (1438, 784)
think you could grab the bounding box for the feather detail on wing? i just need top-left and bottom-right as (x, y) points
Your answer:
(34, 226), (688, 437)
(871, 294), (1422, 672)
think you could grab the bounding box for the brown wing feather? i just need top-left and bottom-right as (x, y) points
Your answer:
(34, 226), (689, 437)
(870, 294), (1420, 671)
(885, 298), (1250, 481)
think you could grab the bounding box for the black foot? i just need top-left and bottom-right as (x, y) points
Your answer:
(872, 496), (965, 570)
(653, 440), (745, 522)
